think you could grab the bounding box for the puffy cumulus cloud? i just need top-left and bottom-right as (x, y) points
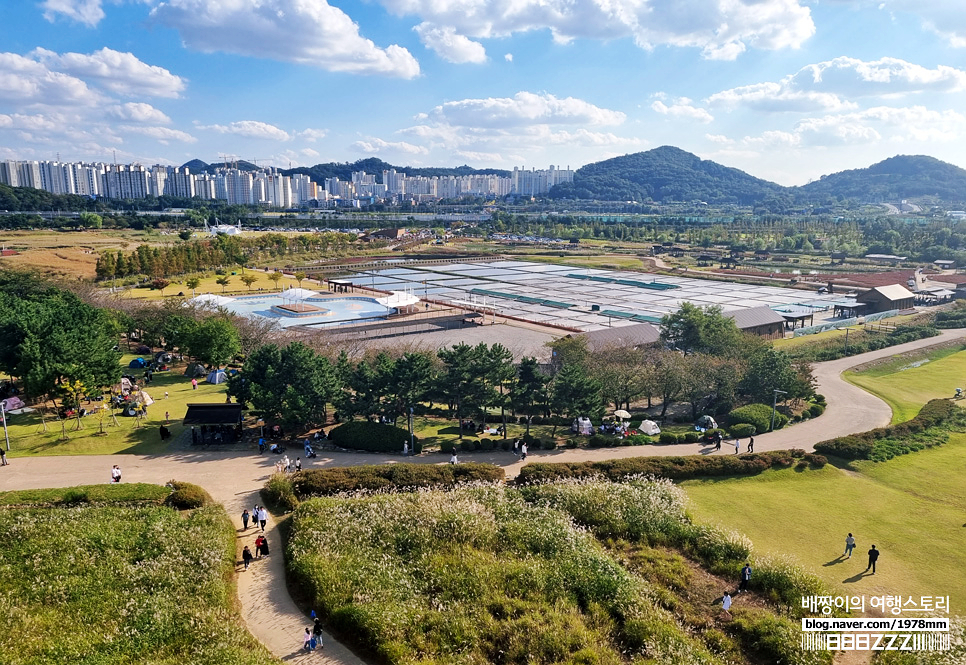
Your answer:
(151, 0), (420, 78)
(414, 23), (487, 63)
(429, 91), (625, 128)
(119, 125), (197, 143)
(709, 57), (966, 112)
(41, 0), (105, 26)
(32, 47), (187, 98)
(377, 0), (814, 60)
(200, 120), (292, 141)
(504, 53), (513, 62)
(352, 137), (429, 155)
(651, 97), (714, 123)
(297, 128), (328, 142)
(107, 102), (171, 124)
(0, 52), (102, 107)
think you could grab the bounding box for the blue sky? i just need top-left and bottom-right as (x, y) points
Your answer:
(2, 0), (965, 185)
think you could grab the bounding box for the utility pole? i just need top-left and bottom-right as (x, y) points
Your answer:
(1, 400), (9, 451)
(770, 389), (788, 432)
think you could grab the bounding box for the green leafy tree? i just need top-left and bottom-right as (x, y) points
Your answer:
(78, 212), (102, 229)
(739, 348), (813, 403)
(186, 316), (240, 368)
(150, 278), (171, 296)
(215, 275), (231, 292)
(269, 271), (284, 291)
(185, 276), (200, 297)
(550, 363), (603, 435)
(511, 356), (548, 435)
(240, 273), (259, 291)
(384, 352), (433, 425)
(660, 303), (742, 357)
(178, 229), (193, 241)
(437, 343), (478, 440)
(294, 271), (306, 288)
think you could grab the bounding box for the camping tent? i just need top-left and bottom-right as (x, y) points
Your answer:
(129, 357), (147, 369)
(576, 417), (594, 435)
(695, 415), (718, 431)
(137, 391), (154, 406)
(184, 362), (206, 378)
(207, 369), (227, 384)
(1, 396), (25, 411)
(638, 420), (661, 436)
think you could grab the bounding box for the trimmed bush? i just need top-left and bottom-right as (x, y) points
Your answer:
(659, 432), (680, 445)
(808, 403), (825, 418)
(516, 450), (815, 484)
(728, 423), (756, 438)
(289, 463), (505, 497)
(803, 453), (828, 468)
(729, 404), (787, 432)
(814, 399), (957, 461)
(480, 439), (495, 451)
(164, 480), (212, 510)
(327, 421), (420, 454)
(439, 441), (456, 454)
(682, 432), (700, 443)
(262, 473), (298, 512)
(541, 439), (557, 451)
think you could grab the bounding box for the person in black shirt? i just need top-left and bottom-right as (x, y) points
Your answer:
(866, 545), (880, 574)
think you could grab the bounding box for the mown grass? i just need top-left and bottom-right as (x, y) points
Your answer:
(682, 435), (966, 614)
(0, 488), (279, 665)
(844, 346), (966, 423)
(288, 479), (830, 665)
(119, 269), (314, 301)
(3, 354), (227, 457)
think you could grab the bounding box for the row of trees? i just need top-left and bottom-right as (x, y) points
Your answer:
(95, 232), (355, 281)
(225, 304), (814, 436)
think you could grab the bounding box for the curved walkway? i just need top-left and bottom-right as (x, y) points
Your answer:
(1, 327), (964, 664)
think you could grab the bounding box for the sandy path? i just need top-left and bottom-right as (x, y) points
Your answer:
(1, 326), (963, 664)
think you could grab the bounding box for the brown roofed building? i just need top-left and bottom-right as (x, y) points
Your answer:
(725, 306), (787, 340)
(856, 284), (915, 313)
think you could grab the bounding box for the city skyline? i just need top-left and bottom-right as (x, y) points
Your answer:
(2, 1), (965, 186)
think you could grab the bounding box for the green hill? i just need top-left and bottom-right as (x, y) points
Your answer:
(550, 146), (788, 205)
(281, 158), (509, 184)
(797, 155), (966, 203)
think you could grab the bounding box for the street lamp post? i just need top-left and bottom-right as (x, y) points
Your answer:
(770, 389), (788, 432)
(408, 407), (414, 455)
(1, 399), (10, 451)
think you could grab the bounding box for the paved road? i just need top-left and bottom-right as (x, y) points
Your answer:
(1, 326), (963, 665)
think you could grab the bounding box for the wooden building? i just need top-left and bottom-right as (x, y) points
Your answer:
(856, 284), (915, 313)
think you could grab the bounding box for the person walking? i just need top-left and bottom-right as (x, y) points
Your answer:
(303, 627), (313, 651)
(738, 563), (752, 592)
(866, 545), (880, 574)
(111, 464), (121, 483)
(295, 457), (301, 471)
(257, 506), (268, 531)
(747, 436), (754, 453)
(164, 411), (170, 423)
(721, 592), (732, 618)
(449, 452), (459, 464)
(312, 617), (324, 649)
(242, 545), (253, 570)
(191, 378), (197, 390)
(513, 438), (520, 456)
(254, 535), (264, 559)
(520, 442), (528, 461)
(715, 434), (721, 452)
(844, 533), (856, 559)
(0, 448), (7, 466)
(734, 439), (740, 455)
(403, 442), (409, 457)
(242, 509), (251, 530)
(259, 535), (270, 557)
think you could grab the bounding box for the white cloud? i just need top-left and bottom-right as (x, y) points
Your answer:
(297, 128), (328, 142)
(708, 57), (966, 112)
(32, 47), (186, 98)
(0, 52), (103, 107)
(377, 0), (815, 60)
(120, 125), (197, 143)
(151, 0), (420, 78)
(300, 148), (320, 157)
(415, 23), (487, 63)
(200, 120), (292, 141)
(651, 97), (714, 123)
(107, 102), (171, 124)
(352, 137), (429, 155)
(41, 0), (105, 26)
(429, 91), (625, 128)
(504, 53), (513, 62)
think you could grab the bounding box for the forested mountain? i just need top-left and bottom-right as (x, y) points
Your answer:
(549, 146), (787, 205)
(182, 159), (260, 174)
(797, 155), (966, 202)
(549, 148), (966, 205)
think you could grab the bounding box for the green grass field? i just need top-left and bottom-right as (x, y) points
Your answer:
(683, 438), (966, 614)
(120, 270), (314, 300)
(0, 485), (279, 665)
(3, 355), (229, 456)
(844, 346), (966, 423)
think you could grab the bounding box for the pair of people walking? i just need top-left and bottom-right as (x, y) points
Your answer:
(843, 533), (880, 573)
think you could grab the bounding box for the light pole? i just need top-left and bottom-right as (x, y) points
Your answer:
(1, 399), (9, 451)
(770, 389), (787, 432)
(408, 407), (414, 455)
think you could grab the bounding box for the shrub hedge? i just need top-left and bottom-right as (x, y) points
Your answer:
(727, 423), (757, 438)
(164, 480), (212, 510)
(288, 463), (505, 497)
(262, 473), (298, 512)
(516, 450), (826, 484)
(728, 404), (787, 433)
(814, 398), (958, 460)
(327, 421), (421, 454)
(808, 403), (825, 418)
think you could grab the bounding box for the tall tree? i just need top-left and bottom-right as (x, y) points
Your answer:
(186, 316), (240, 368)
(660, 303), (742, 357)
(437, 343), (478, 439)
(550, 363), (603, 435)
(511, 356), (548, 436)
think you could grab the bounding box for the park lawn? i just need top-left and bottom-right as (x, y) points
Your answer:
(0, 486), (280, 665)
(681, 434), (966, 613)
(844, 346), (966, 423)
(4, 355), (228, 457)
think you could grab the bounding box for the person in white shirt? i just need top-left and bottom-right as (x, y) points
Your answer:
(722, 592), (732, 617)
(520, 443), (528, 461)
(258, 507), (268, 531)
(449, 453), (458, 464)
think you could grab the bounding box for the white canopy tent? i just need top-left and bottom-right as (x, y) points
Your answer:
(280, 287), (319, 312)
(375, 291), (420, 312)
(190, 293), (236, 307)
